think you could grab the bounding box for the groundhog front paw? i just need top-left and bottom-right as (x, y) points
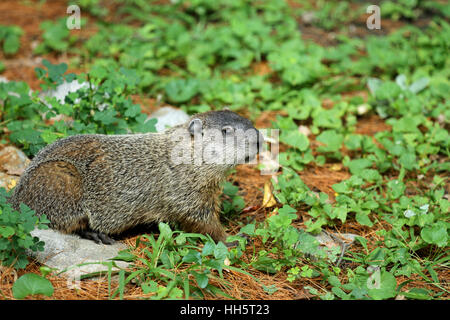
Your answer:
(78, 230), (115, 245)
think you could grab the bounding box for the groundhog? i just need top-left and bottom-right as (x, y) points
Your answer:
(10, 110), (262, 245)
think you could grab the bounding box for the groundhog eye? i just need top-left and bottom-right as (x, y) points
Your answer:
(222, 126), (234, 135)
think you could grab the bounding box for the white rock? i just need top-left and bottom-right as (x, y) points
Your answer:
(298, 125), (311, 137)
(0, 172), (17, 190)
(357, 104), (370, 115)
(313, 231), (358, 247)
(39, 80), (89, 104)
(403, 209), (416, 218)
(148, 106), (190, 132)
(0, 146), (30, 176)
(301, 11), (317, 24)
(38, 80), (109, 120)
(0, 146), (30, 190)
(28, 228), (129, 281)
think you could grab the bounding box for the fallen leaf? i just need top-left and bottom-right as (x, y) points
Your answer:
(7, 178), (16, 190)
(263, 181), (277, 208)
(330, 164), (342, 171)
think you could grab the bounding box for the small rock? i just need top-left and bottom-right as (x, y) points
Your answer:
(295, 229), (359, 250)
(357, 104), (370, 115)
(0, 172), (18, 190)
(301, 11), (317, 25)
(148, 106), (190, 132)
(298, 125), (311, 137)
(0, 146), (30, 176)
(38, 80), (109, 122)
(403, 209), (416, 218)
(313, 231), (358, 248)
(293, 230), (360, 265)
(28, 228), (129, 281)
(31, 41), (40, 51)
(338, 233), (358, 243)
(39, 80), (89, 105)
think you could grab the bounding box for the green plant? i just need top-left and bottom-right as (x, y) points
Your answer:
(107, 222), (249, 300)
(12, 271), (54, 299)
(378, 0), (449, 21)
(311, 1), (361, 31)
(237, 204), (339, 281)
(73, 0), (109, 17)
(0, 25), (23, 55)
(0, 188), (49, 270)
(34, 18), (83, 54)
(221, 182), (245, 216)
(3, 60), (157, 156)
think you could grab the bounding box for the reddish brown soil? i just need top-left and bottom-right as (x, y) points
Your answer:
(355, 114), (391, 135)
(0, 0), (96, 89)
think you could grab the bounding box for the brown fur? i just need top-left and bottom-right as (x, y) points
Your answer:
(10, 110), (261, 244)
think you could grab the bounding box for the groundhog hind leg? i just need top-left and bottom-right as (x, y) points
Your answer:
(13, 161), (87, 235)
(179, 212), (229, 244)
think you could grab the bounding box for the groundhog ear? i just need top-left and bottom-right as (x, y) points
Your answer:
(188, 118), (203, 136)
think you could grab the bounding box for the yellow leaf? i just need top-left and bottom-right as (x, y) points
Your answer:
(330, 164), (342, 171)
(263, 181), (277, 208)
(7, 179), (16, 190)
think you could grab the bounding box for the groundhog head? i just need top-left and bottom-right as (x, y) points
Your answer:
(170, 110), (263, 167)
(188, 110), (263, 166)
